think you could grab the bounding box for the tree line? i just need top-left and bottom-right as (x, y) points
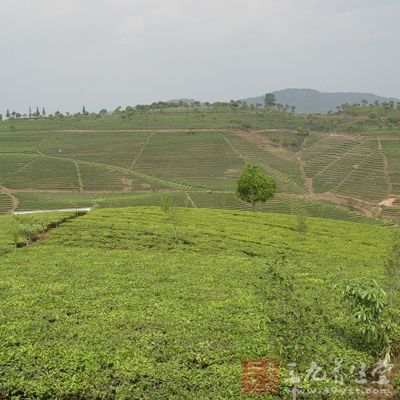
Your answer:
(0, 94), (297, 121)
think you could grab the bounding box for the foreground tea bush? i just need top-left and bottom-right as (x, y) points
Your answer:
(0, 207), (398, 398)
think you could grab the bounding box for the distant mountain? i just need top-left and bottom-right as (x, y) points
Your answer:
(243, 88), (399, 113)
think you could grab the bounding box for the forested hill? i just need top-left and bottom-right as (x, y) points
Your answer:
(243, 88), (400, 113)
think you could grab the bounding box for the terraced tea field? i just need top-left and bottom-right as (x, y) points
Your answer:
(0, 115), (399, 222)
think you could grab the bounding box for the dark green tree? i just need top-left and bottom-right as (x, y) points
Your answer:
(42, 107), (46, 116)
(264, 93), (276, 108)
(236, 164), (277, 211)
(6, 109), (10, 118)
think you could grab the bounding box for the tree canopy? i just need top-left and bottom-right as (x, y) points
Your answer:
(236, 164), (277, 211)
(264, 93), (276, 107)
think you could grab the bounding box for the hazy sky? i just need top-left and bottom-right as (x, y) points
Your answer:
(1, 0), (399, 114)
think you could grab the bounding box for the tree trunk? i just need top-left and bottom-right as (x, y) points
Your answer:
(251, 201), (256, 212)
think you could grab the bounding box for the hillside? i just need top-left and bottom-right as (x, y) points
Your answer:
(0, 207), (396, 398)
(243, 88), (400, 113)
(1, 108), (399, 224)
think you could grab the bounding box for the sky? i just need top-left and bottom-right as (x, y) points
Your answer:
(1, 0), (399, 114)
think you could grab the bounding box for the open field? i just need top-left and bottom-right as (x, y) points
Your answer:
(0, 111), (400, 223)
(0, 207), (397, 398)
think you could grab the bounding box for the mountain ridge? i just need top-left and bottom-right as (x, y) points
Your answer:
(243, 88), (400, 113)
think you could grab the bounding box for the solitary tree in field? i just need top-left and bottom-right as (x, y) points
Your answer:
(236, 164), (277, 211)
(264, 93), (276, 108)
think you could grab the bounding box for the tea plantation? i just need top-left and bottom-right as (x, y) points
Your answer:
(1, 109), (400, 223)
(0, 207), (398, 398)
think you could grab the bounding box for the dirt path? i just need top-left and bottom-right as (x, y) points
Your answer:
(297, 157), (314, 194)
(219, 132), (246, 160)
(0, 185), (20, 213)
(314, 139), (362, 178)
(300, 192), (380, 219)
(129, 131), (156, 170)
(32, 152), (195, 192)
(233, 130), (297, 162)
(1, 150), (187, 194)
(297, 135), (314, 195)
(73, 161), (84, 192)
(186, 193), (197, 208)
(332, 148), (377, 192)
(9, 192), (19, 213)
(16, 158), (36, 174)
(334, 166), (357, 191)
(251, 128), (297, 134)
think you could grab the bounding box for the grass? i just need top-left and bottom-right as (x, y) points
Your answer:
(0, 207), (396, 398)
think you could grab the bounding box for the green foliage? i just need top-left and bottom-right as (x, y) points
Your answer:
(0, 213), (76, 251)
(12, 220), (43, 247)
(297, 127), (310, 137)
(260, 252), (325, 363)
(0, 207), (396, 397)
(236, 164), (277, 211)
(296, 212), (308, 238)
(385, 230), (400, 306)
(264, 93), (276, 107)
(160, 197), (181, 242)
(337, 279), (390, 350)
(92, 197), (106, 209)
